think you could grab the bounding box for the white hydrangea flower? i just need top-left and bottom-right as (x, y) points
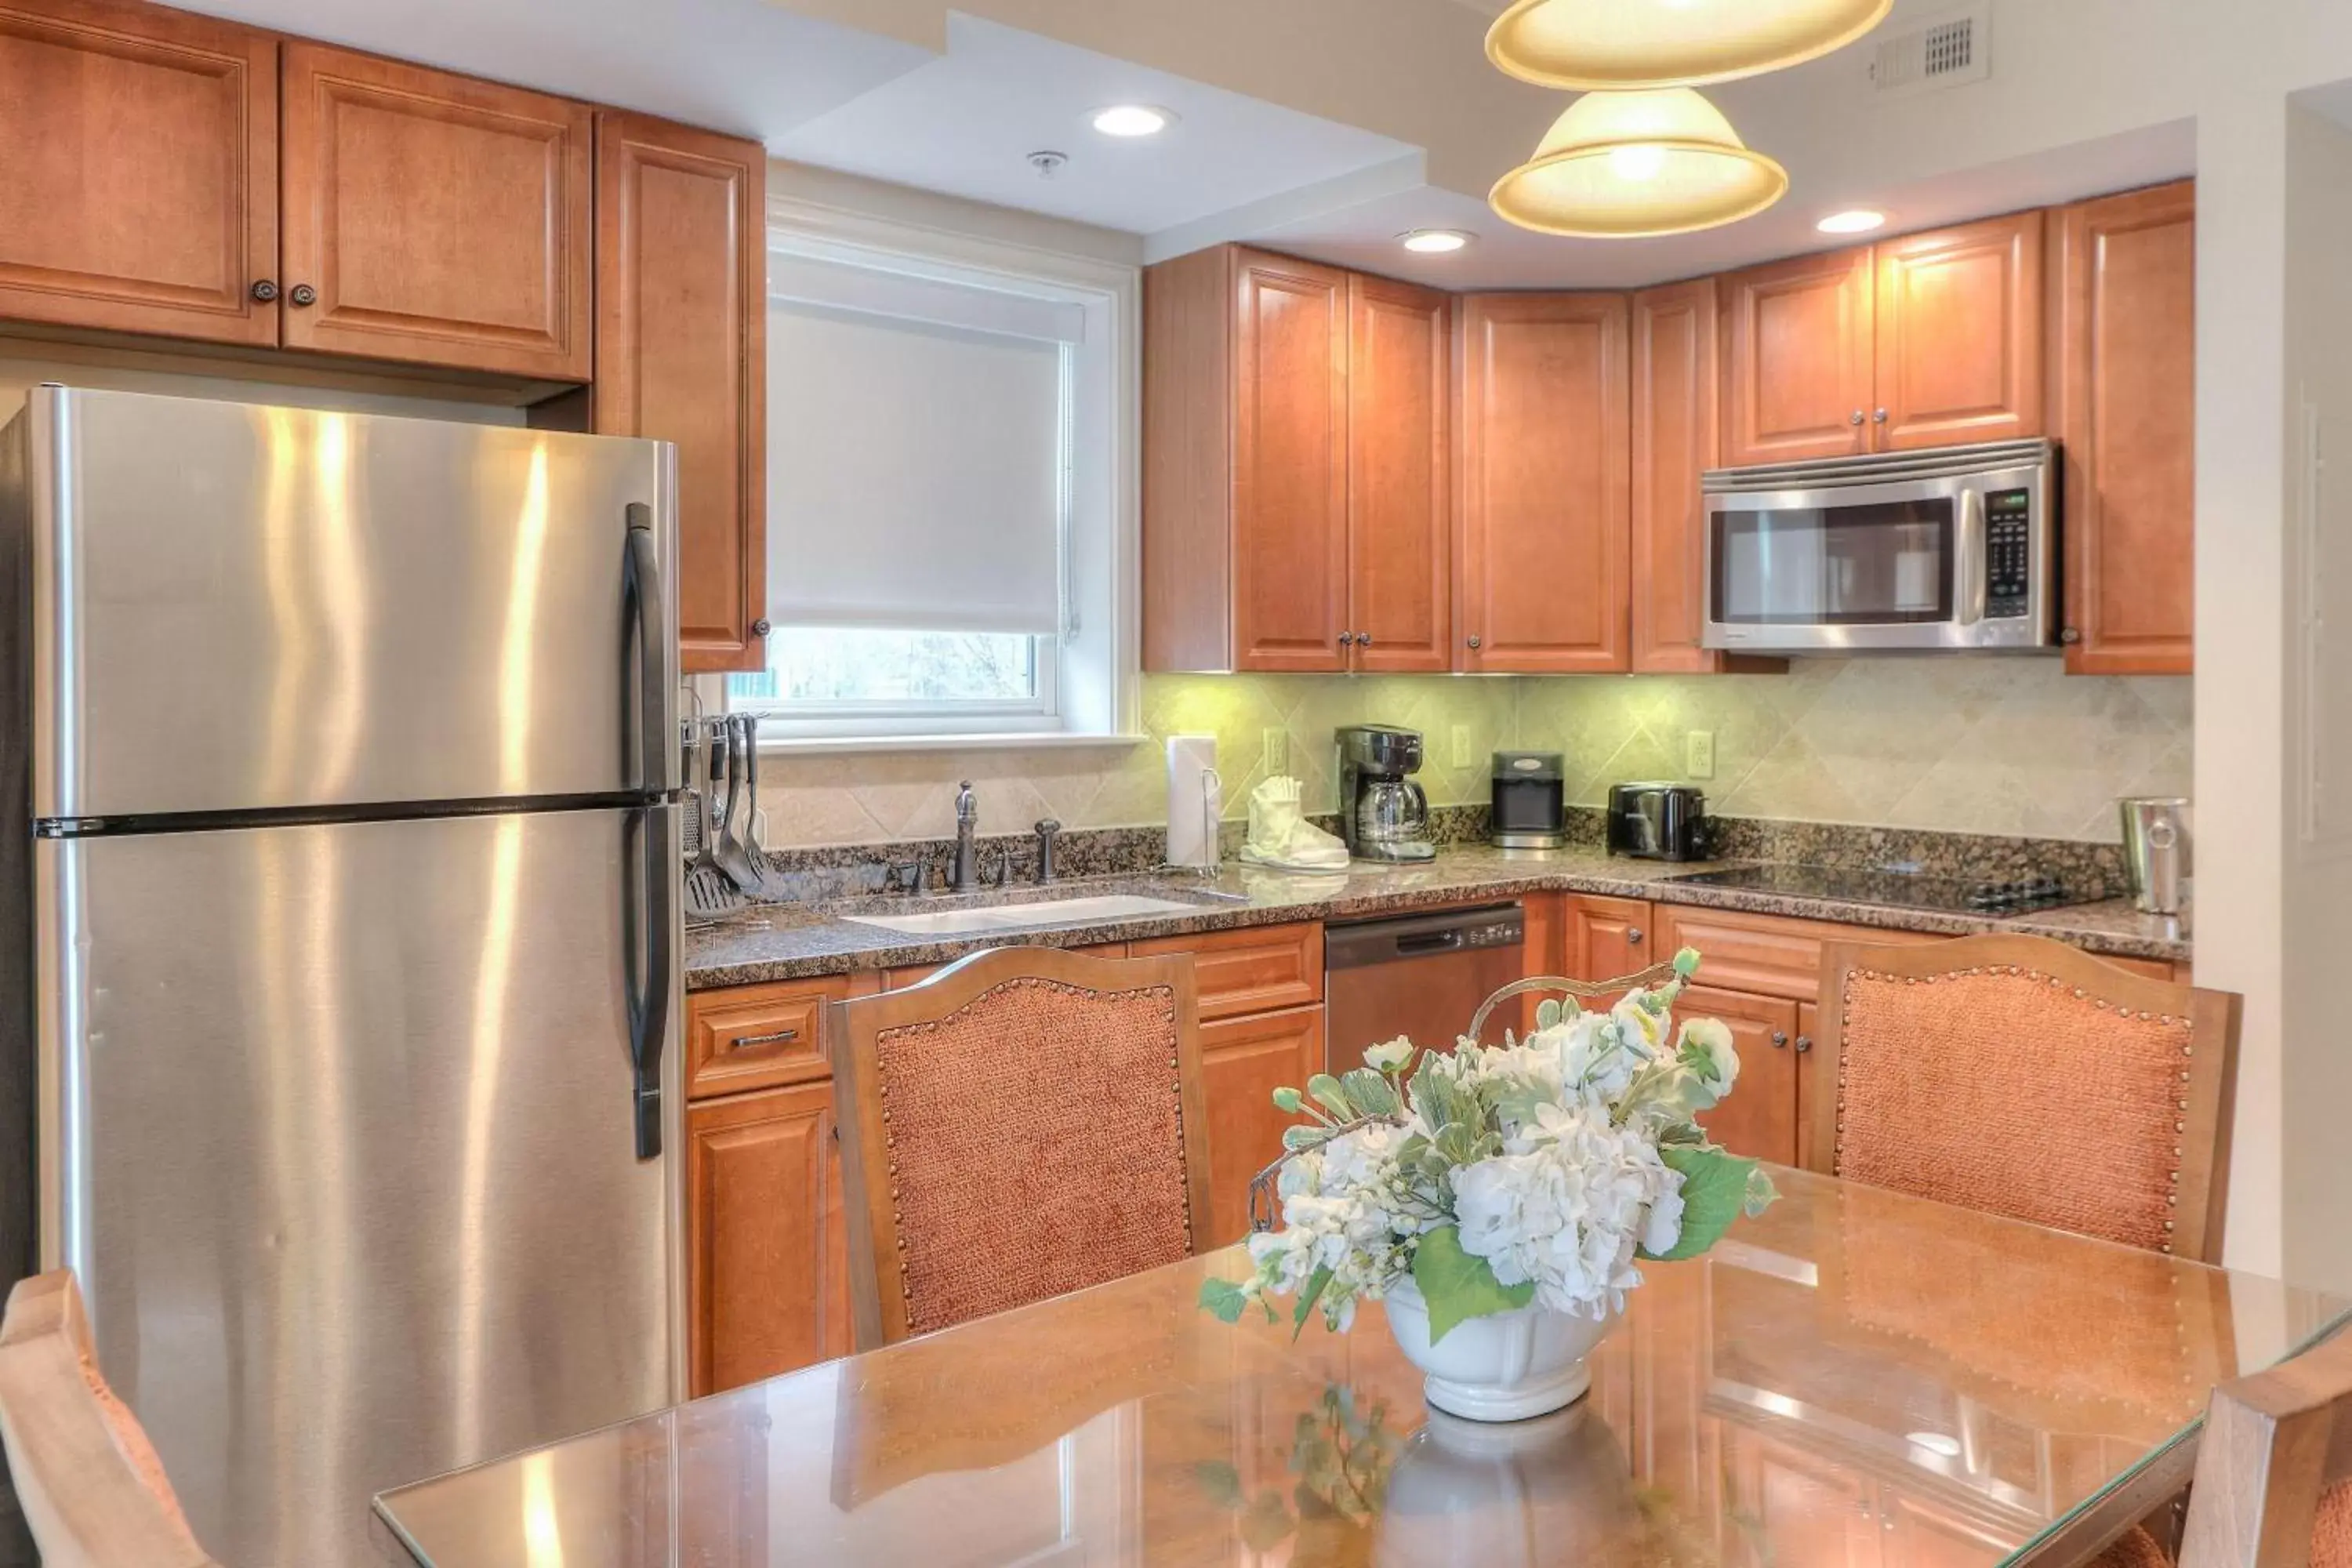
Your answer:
(1451, 1102), (1686, 1319)
(1676, 1016), (1740, 1098)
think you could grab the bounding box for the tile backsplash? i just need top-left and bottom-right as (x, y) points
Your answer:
(755, 659), (2190, 849)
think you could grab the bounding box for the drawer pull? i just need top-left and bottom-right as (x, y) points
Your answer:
(1627, 927), (1645, 946)
(727, 1027), (800, 1051)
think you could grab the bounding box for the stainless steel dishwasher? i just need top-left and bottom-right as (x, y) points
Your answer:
(1323, 902), (1526, 1073)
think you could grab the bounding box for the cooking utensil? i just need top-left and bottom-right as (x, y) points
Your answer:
(710, 713), (766, 896)
(684, 716), (738, 920)
(723, 713), (775, 896)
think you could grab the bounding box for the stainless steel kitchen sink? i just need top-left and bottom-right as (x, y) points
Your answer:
(839, 892), (1210, 938)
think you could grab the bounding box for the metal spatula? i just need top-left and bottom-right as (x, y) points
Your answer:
(710, 713), (768, 897)
(685, 717), (739, 920)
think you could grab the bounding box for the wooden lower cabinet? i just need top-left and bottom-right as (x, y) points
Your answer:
(685, 1080), (854, 1396)
(1563, 895), (1658, 982)
(1795, 1000), (1824, 1170)
(1680, 985), (1800, 1165)
(1198, 1004), (1326, 1247)
(1132, 920), (1322, 1019)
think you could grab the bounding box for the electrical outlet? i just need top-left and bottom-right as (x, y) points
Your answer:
(1261, 728), (1288, 776)
(1686, 730), (1715, 780)
(1450, 724), (1475, 770)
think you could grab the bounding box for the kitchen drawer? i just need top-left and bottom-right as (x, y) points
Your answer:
(1133, 922), (1324, 1021)
(684, 975), (875, 1099)
(1655, 905), (1933, 1002)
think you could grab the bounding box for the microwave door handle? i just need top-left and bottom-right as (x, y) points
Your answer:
(1959, 488), (1988, 626)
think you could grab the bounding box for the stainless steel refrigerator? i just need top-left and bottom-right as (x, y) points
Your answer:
(0, 386), (684, 1566)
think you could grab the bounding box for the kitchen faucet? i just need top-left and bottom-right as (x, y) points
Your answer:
(951, 781), (980, 892)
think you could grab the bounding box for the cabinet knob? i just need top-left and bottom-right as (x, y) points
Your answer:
(1849, 410), (1865, 426)
(1627, 927), (1645, 946)
(1873, 408), (1889, 423)
(1795, 1033), (1813, 1054)
(1338, 630), (1352, 647)
(1356, 632), (1374, 648)
(751, 618), (772, 637)
(1770, 1029), (1789, 1049)
(2060, 626), (2082, 645)
(1466, 633), (1483, 651)
(250, 279), (279, 303)
(289, 284), (318, 307)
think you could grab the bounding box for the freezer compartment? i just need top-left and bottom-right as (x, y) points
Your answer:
(33, 806), (679, 1568)
(16, 385), (678, 818)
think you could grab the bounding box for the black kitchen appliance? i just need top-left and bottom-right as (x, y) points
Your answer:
(1607, 782), (1712, 862)
(1490, 751), (1567, 848)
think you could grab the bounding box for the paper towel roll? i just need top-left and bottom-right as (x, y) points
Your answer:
(1166, 735), (1221, 869)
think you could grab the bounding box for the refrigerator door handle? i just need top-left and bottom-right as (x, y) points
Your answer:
(624, 503), (672, 1159)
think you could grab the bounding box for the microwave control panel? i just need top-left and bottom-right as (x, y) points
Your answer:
(1984, 488), (2033, 619)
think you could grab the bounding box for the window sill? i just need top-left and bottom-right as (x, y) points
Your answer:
(757, 731), (1152, 756)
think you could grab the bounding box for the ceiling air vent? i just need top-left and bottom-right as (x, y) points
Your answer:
(1869, 2), (1991, 100)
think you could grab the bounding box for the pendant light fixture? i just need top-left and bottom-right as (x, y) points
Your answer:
(1486, 0), (1892, 91)
(1488, 88), (1788, 238)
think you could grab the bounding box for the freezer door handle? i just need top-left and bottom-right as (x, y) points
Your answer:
(625, 505), (673, 1159)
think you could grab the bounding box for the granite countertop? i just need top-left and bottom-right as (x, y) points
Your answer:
(683, 844), (2190, 989)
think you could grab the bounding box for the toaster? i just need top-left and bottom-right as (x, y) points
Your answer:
(1606, 783), (1712, 862)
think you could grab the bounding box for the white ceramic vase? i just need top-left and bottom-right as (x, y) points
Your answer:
(1381, 1278), (1620, 1421)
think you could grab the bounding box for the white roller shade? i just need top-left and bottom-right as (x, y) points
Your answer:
(765, 252), (1074, 634)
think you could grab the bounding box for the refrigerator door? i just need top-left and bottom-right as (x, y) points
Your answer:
(22, 385), (679, 819)
(34, 806), (681, 1568)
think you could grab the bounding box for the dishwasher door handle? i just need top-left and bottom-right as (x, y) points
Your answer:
(1395, 930), (1466, 956)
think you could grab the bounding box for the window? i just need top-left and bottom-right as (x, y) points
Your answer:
(724, 203), (1136, 746)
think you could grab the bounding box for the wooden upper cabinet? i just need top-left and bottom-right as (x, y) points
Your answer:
(595, 112), (768, 673)
(0, 0), (278, 344)
(1455, 292), (1631, 673)
(1631, 278), (1727, 673)
(1345, 274), (1451, 673)
(1232, 250), (1350, 671)
(2051, 180), (2195, 674)
(1719, 245), (1874, 466)
(279, 42), (593, 379)
(1871, 210), (2045, 450)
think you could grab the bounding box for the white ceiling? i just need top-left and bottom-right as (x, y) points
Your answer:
(771, 15), (1420, 235)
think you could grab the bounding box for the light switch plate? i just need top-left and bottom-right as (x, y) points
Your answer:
(1686, 730), (1715, 779)
(1261, 728), (1287, 775)
(1450, 724), (1475, 769)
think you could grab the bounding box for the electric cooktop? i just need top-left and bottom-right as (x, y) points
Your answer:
(1660, 864), (2091, 917)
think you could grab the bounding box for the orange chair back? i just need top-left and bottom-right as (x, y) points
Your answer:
(1810, 933), (2240, 1261)
(2176, 1327), (2352, 1568)
(826, 946), (1213, 1348)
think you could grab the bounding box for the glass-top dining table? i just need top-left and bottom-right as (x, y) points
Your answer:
(373, 1168), (2352, 1568)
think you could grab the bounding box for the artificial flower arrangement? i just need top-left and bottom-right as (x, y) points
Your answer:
(1201, 949), (1777, 1345)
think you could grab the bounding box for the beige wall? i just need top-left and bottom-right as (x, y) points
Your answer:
(760, 662), (2189, 848)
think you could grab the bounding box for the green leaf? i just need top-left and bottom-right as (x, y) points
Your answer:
(1240, 1490), (1296, 1553)
(1305, 1073), (1355, 1120)
(1644, 1145), (1757, 1261)
(1292, 1262), (1335, 1339)
(1535, 997), (1564, 1030)
(1194, 1459), (1245, 1510)
(1410, 1225), (1534, 1344)
(1744, 1163), (1780, 1218)
(1339, 1068), (1399, 1117)
(1199, 1276), (1251, 1323)
(1673, 946), (1702, 978)
(1283, 1123), (1324, 1151)
(1272, 1085), (1304, 1113)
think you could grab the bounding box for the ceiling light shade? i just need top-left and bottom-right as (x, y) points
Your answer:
(1817, 208), (1888, 234)
(1486, 0), (1893, 90)
(1091, 104), (1174, 137)
(1489, 89), (1788, 239)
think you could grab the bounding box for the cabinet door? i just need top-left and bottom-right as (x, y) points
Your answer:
(686, 1082), (854, 1395)
(1232, 250), (1348, 671)
(1346, 274), (1451, 672)
(1631, 278), (1723, 673)
(1678, 985), (1799, 1165)
(1871, 212), (2045, 450)
(1719, 247), (1874, 466)
(280, 43), (593, 379)
(596, 113), (768, 673)
(1199, 1005), (1325, 1247)
(1795, 1000), (1824, 1171)
(1456, 292), (1631, 673)
(0, 0), (278, 344)
(2052, 180), (2194, 674)
(1563, 895), (1657, 983)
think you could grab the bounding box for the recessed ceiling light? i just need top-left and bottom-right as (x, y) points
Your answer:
(1091, 104), (1175, 138)
(1817, 209), (1888, 234)
(1400, 229), (1474, 253)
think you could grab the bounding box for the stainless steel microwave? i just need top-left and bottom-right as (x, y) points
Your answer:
(1700, 438), (2058, 653)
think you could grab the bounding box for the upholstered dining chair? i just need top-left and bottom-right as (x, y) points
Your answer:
(0, 1270), (220, 1568)
(2093, 1324), (2352, 1568)
(826, 945), (1214, 1350)
(1808, 933), (2241, 1261)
